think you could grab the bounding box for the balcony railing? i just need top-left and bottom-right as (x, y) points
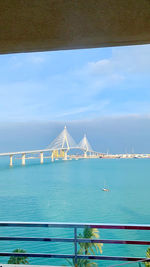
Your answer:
(0, 222), (149, 266)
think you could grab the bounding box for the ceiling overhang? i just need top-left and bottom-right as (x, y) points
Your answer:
(0, 0), (150, 54)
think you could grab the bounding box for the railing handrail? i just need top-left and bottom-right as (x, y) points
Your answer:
(0, 236), (149, 245)
(0, 253), (149, 263)
(0, 221), (150, 265)
(0, 221), (150, 230)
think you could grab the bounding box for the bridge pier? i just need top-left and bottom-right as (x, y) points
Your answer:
(51, 152), (54, 162)
(40, 152), (44, 164)
(9, 155), (13, 166)
(84, 151), (87, 158)
(64, 151), (67, 160)
(22, 154), (26, 165)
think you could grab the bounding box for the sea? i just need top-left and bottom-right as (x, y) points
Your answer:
(0, 157), (149, 266)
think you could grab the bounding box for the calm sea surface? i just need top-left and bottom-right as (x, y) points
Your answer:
(0, 158), (149, 266)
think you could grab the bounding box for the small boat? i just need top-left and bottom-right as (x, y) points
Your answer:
(102, 181), (110, 192)
(102, 188), (109, 192)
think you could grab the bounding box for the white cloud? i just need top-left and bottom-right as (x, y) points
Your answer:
(87, 59), (111, 75)
(8, 53), (46, 71)
(29, 55), (45, 64)
(56, 100), (110, 118)
(84, 45), (150, 85)
(0, 45), (150, 121)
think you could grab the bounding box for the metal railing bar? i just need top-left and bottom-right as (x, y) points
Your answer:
(0, 252), (74, 259)
(0, 253), (149, 262)
(0, 236), (149, 245)
(77, 239), (150, 246)
(109, 258), (150, 266)
(78, 255), (150, 262)
(0, 237), (74, 242)
(0, 222), (149, 230)
(77, 239), (150, 245)
(74, 227), (77, 267)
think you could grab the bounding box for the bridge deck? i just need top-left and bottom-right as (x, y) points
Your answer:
(0, 147), (98, 157)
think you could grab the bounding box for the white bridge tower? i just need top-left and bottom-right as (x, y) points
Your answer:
(47, 126), (77, 160)
(78, 134), (93, 158)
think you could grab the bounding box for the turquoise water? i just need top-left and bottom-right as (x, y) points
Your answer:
(0, 158), (149, 266)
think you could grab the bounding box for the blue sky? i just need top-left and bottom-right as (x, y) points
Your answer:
(0, 44), (150, 152)
(1, 44), (150, 121)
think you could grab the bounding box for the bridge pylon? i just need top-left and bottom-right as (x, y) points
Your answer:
(78, 134), (93, 157)
(47, 126), (77, 160)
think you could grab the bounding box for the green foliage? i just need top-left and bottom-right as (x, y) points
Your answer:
(66, 227), (103, 266)
(78, 227), (103, 255)
(8, 248), (29, 264)
(66, 257), (97, 266)
(145, 247), (150, 266)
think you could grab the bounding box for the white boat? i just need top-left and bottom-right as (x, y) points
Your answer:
(102, 188), (109, 192)
(102, 181), (110, 192)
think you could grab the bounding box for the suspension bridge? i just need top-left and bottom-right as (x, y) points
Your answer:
(0, 126), (103, 166)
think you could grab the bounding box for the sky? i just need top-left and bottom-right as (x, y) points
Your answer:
(0, 44), (150, 153)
